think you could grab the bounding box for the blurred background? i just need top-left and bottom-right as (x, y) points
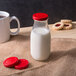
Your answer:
(0, 0), (75, 28)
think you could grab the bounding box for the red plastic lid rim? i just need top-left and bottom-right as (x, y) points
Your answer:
(15, 59), (29, 70)
(33, 13), (48, 21)
(3, 57), (19, 67)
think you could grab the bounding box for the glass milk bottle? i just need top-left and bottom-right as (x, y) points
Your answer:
(30, 13), (51, 61)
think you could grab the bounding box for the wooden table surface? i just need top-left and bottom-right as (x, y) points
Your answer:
(3, 22), (76, 76)
(11, 22), (76, 39)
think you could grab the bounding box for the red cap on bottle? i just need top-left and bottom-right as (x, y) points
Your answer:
(33, 13), (48, 21)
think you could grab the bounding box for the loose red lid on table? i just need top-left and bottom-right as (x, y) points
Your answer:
(33, 13), (48, 21)
(3, 57), (18, 67)
(15, 59), (29, 70)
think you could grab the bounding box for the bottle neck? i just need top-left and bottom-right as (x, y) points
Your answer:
(33, 19), (48, 29)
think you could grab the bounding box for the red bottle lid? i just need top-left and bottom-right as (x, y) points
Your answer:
(3, 57), (18, 67)
(33, 13), (48, 21)
(15, 59), (29, 70)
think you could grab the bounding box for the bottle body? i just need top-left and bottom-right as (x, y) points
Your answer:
(31, 27), (50, 60)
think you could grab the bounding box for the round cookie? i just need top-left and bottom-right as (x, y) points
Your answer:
(63, 23), (72, 30)
(61, 19), (72, 23)
(52, 22), (64, 30)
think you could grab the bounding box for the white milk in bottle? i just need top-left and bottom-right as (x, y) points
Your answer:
(30, 13), (51, 60)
